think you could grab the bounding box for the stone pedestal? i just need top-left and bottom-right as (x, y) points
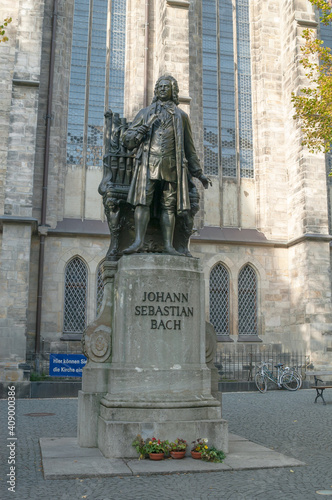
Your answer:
(78, 362), (110, 447)
(78, 262), (116, 447)
(89, 254), (228, 458)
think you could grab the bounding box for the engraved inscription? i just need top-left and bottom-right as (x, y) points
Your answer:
(134, 291), (193, 330)
(142, 292), (188, 303)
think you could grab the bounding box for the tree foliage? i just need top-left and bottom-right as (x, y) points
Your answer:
(0, 17), (12, 42)
(308, 0), (332, 25)
(291, 1), (332, 153)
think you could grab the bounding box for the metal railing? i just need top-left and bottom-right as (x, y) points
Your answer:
(214, 348), (308, 382)
(27, 339), (83, 376)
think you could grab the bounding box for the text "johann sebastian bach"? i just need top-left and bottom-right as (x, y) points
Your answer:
(135, 291), (193, 330)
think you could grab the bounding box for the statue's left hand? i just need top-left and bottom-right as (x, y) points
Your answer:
(199, 174), (212, 189)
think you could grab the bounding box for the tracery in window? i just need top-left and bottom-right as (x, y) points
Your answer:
(96, 261), (105, 317)
(63, 257), (88, 334)
(66, 0), (127, 168)
(209, 263), (230, 335)
(202, 0), (253, 178)
(238, 264), (257, 335)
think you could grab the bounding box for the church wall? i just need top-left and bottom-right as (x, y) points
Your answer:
(0, 1), (17, 215)
(281, 0), (332, 365)
(33, 0), (74, 227)
(192, 241), (293, 349)
(1, 0), (332, 380)
(124, 0), (148, 118)
(0, 224), (33, 381)
(0, 0), (45, 381)
(251, 0), (288, 241)
(27, 235), (108, 342)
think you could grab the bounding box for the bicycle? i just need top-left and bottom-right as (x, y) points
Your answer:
(255, 362), (300, 393)
(289, 356), (313, 389)
(283, 365), (303, 389)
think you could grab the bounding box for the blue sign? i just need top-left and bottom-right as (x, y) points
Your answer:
(49, 354), (87, 377)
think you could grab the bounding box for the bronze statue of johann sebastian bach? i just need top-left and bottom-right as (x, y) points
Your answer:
(79, 78), (227, 460)
(122, 74), (211, 255)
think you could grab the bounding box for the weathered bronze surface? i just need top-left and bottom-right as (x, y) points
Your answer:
(98, 75), (211, 260)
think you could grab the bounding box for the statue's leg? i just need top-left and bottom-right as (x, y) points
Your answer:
(123, 205), (150, 254)
(106, 201), (121, 258)
(160, 210), (183, 256)
(160, 182), (183, 256)
(181, 210), (194, 257)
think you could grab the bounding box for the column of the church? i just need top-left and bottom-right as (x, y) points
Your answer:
(0, 0), (44, 385)
(252, 0), (289, 241)
(282, 0), (332, 365)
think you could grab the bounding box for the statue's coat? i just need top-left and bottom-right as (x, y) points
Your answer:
(123, 102), (203, 212)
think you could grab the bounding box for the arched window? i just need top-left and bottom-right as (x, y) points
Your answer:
(238, 264), (257, 335)
(66, 0), (127, 168)
(209, 263), (230, 336)
(63, 257), (88, 334)
(202, 0), (253, 178)
(96, 261), (105, 317)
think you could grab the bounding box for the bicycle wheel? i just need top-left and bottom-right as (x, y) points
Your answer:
(255, 373), (267, 393)
(292, 370), (303, 389)
(281, 372), (299, 391)
(283, 368), (302, 389)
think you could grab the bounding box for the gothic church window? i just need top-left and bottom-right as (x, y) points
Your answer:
(63, 257), (88, 334)
(96, 261), (105, 317)
(238, 264), (257, 336)
(209, 263), (230, 336)
(66, 0), (127, 168)
(202, 0), (253, 178)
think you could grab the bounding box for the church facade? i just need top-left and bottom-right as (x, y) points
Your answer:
(1, 0), (332, 382)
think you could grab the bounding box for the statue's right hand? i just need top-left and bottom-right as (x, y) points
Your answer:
(199, 174), (212, 189)
(136, 124), (150, 136)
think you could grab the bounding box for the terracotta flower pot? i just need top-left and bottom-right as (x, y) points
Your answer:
(191, 451), (202, 459)
(149, 452), (165, 460)
(170, 450), (186, 459)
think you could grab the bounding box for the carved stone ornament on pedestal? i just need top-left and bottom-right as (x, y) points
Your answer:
(81, 261), (117, 363)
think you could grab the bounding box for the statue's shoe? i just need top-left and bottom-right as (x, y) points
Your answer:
(162, 246), (184, 257)
(123, 241), (144, 254)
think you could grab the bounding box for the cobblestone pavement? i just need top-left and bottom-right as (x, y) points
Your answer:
(0, 389), (331, 500)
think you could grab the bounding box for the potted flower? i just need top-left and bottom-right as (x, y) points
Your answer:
(145, 437), (169, 460)
(201, 446), (226, 463)
(191, 438), (208, 459)
(132, 434), (148, 460)
(169, 438), (187, 459)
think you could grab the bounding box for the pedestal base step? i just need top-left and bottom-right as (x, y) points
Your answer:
(40, 434), (305, 480)
(97, 416), (229, 458)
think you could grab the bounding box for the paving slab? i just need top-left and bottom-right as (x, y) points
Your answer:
(225, 454), (305, 471)
(228, 433), (249, 442)
(224, 435), (305, 470)
(126, 457), (231, 475)
(40, 433), (305, 480)
(229, 440), (269, 453)
(224, 450), (305, 471)
(41, 456), (132, 480)
(40, 437), (103, 458)
(40, 438), (132, 480)
(2, 391), (327, 499)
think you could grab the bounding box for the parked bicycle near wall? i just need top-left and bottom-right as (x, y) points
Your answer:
(284, 365), (303, 389)
(255, 362), (300, 393)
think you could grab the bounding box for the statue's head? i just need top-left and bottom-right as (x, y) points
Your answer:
(152, 75), (179, 105)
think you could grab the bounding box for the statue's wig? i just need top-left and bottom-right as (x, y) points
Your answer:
(152, 75), (179, 105)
